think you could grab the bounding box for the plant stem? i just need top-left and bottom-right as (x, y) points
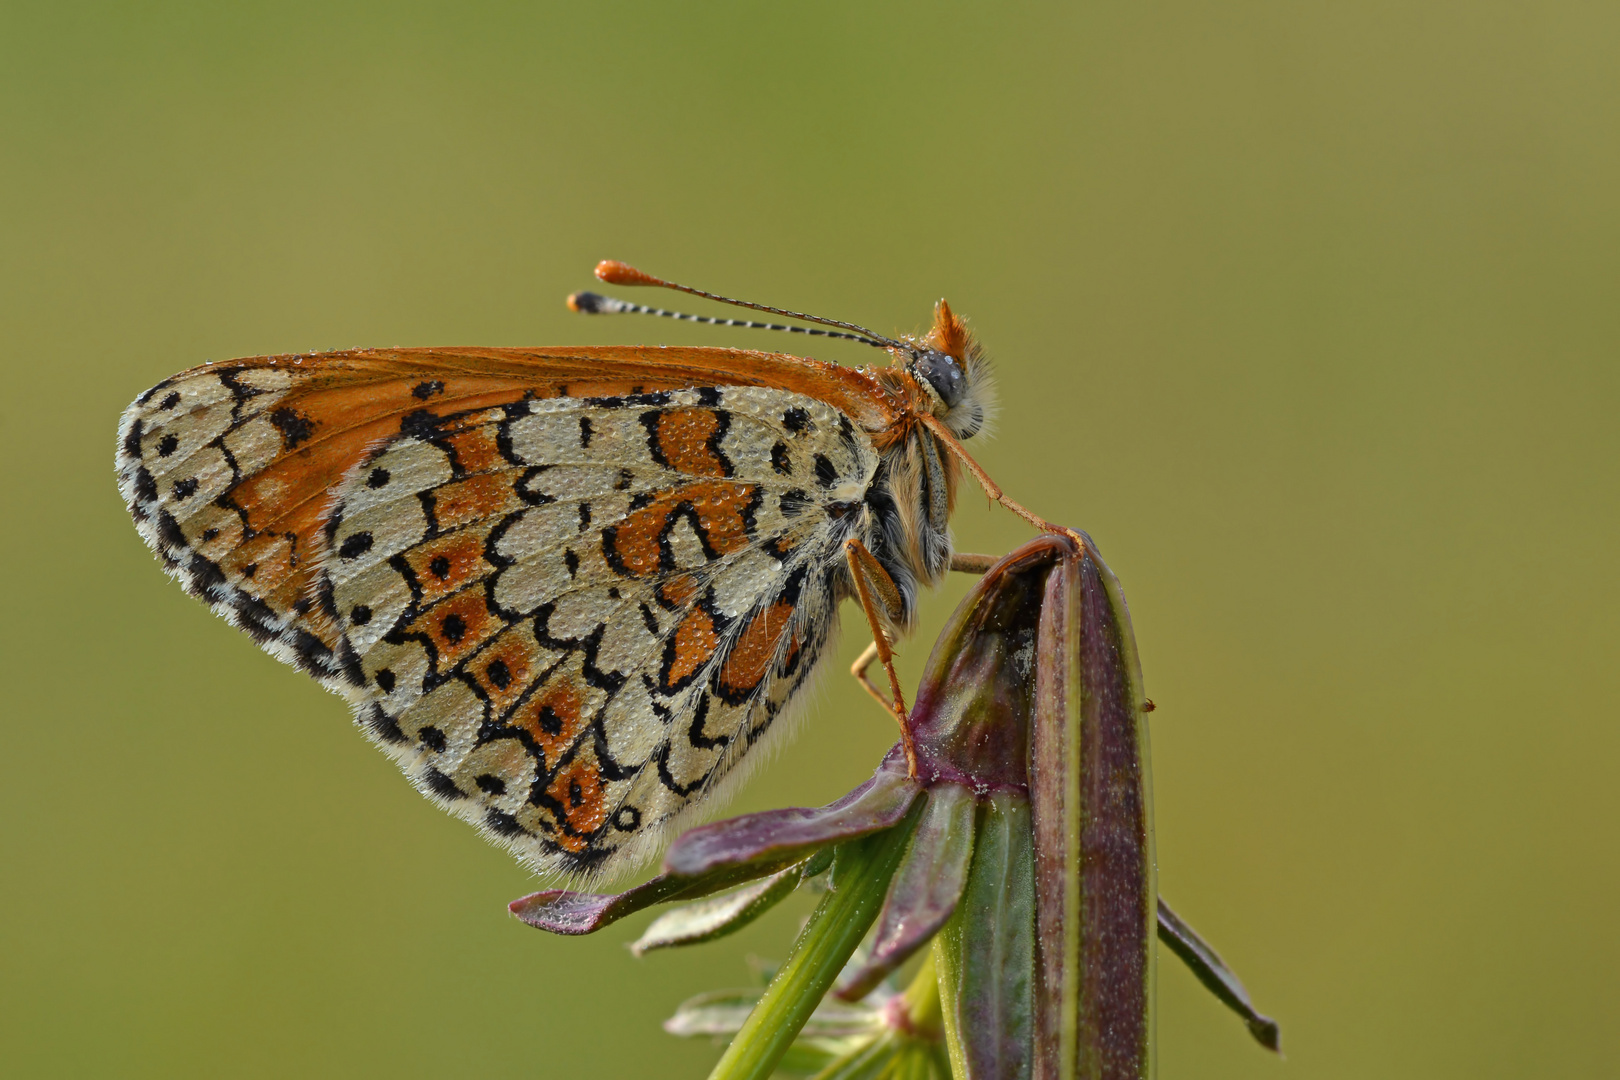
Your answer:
(902, 952), (943, 1039)
(706, 804), (923, 1080)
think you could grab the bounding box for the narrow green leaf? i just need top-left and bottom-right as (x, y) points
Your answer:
(632, 863), (806, 955)
(934, 793), (1035, 1080)
(665, 988), (881, 1041)
(1156, 898), (1280, 1052)
(809, 1032), (900, 1080)
(664, 991), (766, 1038)
(704, 802), (924, 1080)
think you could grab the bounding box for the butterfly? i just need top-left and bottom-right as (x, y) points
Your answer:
(116, 261), (1063, 879)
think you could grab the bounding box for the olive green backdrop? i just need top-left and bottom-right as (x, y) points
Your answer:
(3, 2), (1615, 1076)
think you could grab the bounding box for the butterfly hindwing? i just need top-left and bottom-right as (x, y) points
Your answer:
(119, 357), (879, 878)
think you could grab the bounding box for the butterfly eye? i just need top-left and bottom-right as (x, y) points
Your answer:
(910, 349), (966, 409)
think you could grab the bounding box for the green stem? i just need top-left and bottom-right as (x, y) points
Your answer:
(904, 952), (943, 1033)
(706, 804), (923, 1080)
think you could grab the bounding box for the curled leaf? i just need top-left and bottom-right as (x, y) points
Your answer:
(509, 853), (799, 936)
(837, 782), (977, 1001)
(665, 760), (921, 878)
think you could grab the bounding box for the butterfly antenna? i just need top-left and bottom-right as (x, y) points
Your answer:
(567, 260), (910, 352)
(567, 290), (892, 347)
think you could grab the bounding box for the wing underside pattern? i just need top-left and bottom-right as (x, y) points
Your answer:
(118, 357), (880, 877)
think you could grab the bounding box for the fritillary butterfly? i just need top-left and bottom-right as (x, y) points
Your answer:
(116, 261), (1056, 879)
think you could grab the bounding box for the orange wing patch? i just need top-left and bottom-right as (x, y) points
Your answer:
(432, 472), (524, 532)
(664, 604), (721, 690)
(515, 679), (591, 772)
(602, 481), (759, 577)
(409, 591), (498, 670)
(546, 750), (610, 850)
(401, 531), (490, 607)
(657, 573), (701, 610)
(719, 601), (794, 701)
(466, 626), (547, 716)
(651, 409), (730, 476)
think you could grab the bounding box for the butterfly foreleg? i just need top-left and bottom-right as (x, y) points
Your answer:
(842, 536), (918, 775)
(921, 414), (1087, 546)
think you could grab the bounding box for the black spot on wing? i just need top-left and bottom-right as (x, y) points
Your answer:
(485, 808), (527, 836)
(364, 704), (408, 744)
(339, 532), (374, 559)
(133, 466), (158, 506)
(837, 413), (862, 459)
(122, 417), (145, 460)
(423, 767), (466, 800)
(813, 454), (838, 488)
(268, 406), (317, 449)
(399, 409), (446, 441)
(486, 658), (512, 689)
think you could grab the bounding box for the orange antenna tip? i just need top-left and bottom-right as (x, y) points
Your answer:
(565, 292), (587, 312)
(595, 260), (663, 287)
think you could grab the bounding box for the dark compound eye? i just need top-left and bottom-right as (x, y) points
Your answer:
(911, 349), (966, 408)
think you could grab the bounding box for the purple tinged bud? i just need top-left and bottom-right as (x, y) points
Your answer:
(1031, 536), (1157, 1079)
(908, 539), (1078, 794)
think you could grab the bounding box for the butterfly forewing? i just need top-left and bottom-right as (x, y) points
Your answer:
(118, 350), (881, 877)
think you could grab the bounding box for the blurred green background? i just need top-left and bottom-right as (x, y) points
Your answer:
(3, 2), (1615, 1076)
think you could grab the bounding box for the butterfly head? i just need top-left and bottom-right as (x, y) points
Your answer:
(572, 261), (998, 442)
(908, 299), (997, 442)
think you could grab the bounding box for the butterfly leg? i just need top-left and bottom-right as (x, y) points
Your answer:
(849, 640), (892, 713)
(949, 551), (997, 575)
(922, 415), (1087, 546)
(842, 537), (918, 775)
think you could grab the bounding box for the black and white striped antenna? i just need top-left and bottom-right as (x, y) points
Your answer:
(567, 260), (909, 352)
